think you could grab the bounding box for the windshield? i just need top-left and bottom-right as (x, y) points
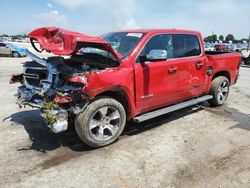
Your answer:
(102, 32), (145, 57)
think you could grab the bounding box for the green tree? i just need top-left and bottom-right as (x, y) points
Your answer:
(0, 34), (9, 37)
(204, 34), (217, 42)
(219, 35), (224, 41)
(225, 34), (235, 42)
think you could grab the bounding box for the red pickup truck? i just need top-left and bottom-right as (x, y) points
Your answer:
(10, 27), (241, 148)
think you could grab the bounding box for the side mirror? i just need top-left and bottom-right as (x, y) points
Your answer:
(139, 50), (168, 63)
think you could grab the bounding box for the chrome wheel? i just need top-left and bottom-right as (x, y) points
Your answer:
(89, 106), (121, 141)
(217, 80), (229, 103)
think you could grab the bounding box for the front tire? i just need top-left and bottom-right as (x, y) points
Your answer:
(75, 97), (126, 148)
(209, 76), (230, 106)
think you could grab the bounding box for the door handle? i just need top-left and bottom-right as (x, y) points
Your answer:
(196, 62), (204, 69)
(168, 67), (177, 73)
(196, 57), (206, 69)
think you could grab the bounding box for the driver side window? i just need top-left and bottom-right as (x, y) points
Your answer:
(140, 34), (173, 59)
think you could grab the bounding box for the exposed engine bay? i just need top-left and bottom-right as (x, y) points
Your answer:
(11, 50), (119, 133)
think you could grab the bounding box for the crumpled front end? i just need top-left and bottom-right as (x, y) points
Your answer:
(10, 50), (90, 133)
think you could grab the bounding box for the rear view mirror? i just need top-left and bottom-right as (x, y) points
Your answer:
(140, 50), (167, 62)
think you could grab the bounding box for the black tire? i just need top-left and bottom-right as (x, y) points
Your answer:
(209, 76), (230, 106)
(75, 97), (126, 148)
(12, 51), (20, 58)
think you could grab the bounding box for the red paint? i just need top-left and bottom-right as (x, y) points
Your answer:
(54, 96), (72, 104)
(29, 28), (241, 118)
(28, 27), (122, 59)
(65, 76), (87, 85)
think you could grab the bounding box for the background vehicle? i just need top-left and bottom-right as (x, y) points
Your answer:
(204, 43), (214, 51)
(214, 44), (230, 52)
(229, 44), (247, 52)
(0, 42), (27, 57)
(241, 48), (250, 65)
(10, 27), (241, 148)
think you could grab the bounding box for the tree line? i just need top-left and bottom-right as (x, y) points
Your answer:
(0, 34), (28, 39)
(204, 34), (248, 43)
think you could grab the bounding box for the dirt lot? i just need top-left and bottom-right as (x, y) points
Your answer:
(0, 49), (250, 187)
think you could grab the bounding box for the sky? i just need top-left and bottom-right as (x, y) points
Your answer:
(1, 0), (250, 39)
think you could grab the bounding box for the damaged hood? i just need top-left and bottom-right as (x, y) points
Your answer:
(28, 27), (122, 59)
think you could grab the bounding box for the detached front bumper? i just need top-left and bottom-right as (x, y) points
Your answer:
(16, 86), (69, 133)
(41, 109), (68, 133)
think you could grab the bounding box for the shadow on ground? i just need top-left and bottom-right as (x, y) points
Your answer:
(204, 105), (250, 131)
(2, 104), (205, 153)
(227, 107), (250, 131)
(2, 110), (91, 153)
(5, 102), (248, 153)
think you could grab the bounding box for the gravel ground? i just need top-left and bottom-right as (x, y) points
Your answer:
(0, 49), (250, 188)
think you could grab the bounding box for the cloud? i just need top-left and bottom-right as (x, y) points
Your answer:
(54, 0), (89, 9)
(134, 0), (250, 39)
(54, 0), (139, 30)
(109, 0), (139, 29)
(33, 10), (68, 27)
(47, 3), (53, 8)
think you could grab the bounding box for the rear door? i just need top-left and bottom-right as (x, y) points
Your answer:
(170, 34), (206, 100)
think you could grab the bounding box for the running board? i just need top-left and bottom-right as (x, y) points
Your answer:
(133, 95), (213, 123)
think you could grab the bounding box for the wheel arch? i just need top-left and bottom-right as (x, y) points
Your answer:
(212, 70), (231, 83)
(96, 89), (132, 120)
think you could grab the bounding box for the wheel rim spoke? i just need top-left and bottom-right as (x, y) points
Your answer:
(222, 81), (227, 87)
(90, 119), (101, 129)
(105, 124), (117, 136)
(109, 110), (120, 120)
(96, 128), (104, 140)
(220, 93), (224, 100)
(222, 87), (228, 93)
(98, 107), (108, 117)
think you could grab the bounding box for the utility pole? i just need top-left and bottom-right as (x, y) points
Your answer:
(247, 33), (250, 52)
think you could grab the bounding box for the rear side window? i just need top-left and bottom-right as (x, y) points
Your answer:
(172, 34), (201, 58)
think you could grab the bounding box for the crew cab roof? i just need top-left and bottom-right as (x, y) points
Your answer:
(115, 29), (202, 36)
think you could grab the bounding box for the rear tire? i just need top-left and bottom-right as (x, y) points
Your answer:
(12, 51), (20, 58)
(209, 76), (230, 106)
(75, 97), (126, 148)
